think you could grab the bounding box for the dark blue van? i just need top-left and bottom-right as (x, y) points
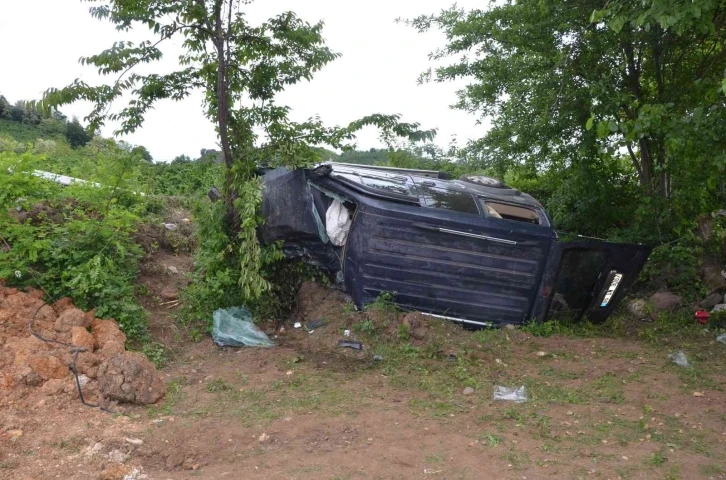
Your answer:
(260, 163), (650, 327)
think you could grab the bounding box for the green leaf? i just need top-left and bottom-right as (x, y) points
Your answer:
(596, 121), (610, 139)
(722, 78), (726, 95)
(585, 116), (594, 131)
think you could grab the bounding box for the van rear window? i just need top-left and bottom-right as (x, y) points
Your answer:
(482, 200), (540, 224)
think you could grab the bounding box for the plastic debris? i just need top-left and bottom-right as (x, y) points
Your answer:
(305, 320), (327, 332)
(373, 354), (384, 361)
(163, 223), (178, 231)
(208, 186), (221, 202)
(668, 351), (689, 367)
(337, 340), (362, 350)
(493, 385), (527, 403)
(717, 333), (726, 344)
(343, 329), (351, 337)
(695, 310), (710, 324)
(211, 307), (275, 348)
(711, 304), (726, 313)
(294, 322), (302, 329)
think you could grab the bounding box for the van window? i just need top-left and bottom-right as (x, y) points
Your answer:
(481, 200), (540, 224)
(420, 185), (480, 214)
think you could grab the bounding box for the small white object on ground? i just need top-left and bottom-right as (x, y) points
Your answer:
(668, 351), (689, 367)
(493, 385), (527, 403)
(294, 322), (301, 329)
(343, 329), (351, 337)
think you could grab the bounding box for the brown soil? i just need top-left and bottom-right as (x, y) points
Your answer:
(2, 248), (725, 479)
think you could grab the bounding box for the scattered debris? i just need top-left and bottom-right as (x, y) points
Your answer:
(463, 387), (475, 396)
(668, 351), (690, 368)
(294, 322), (302, 329)
(373, 354), (384, 361)
(337, 340), (363, 350)
(343, 329), (351, 337)
(163, 223), (178, 231)
(695, 310), (710, 324)
(693, 391), (705, 397)
(717, 333), (726, 344)
(711, 304), (726, 313)
(211, 306), (275, 348)
(535, 351), (548, 357)
(493, 385), (527, 403)
(304, 319), (327, 332)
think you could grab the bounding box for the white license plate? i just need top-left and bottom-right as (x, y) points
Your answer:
(600, 272), (623, 307)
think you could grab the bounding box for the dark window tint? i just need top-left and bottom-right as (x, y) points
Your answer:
(548, 249), (606, 322)
(420, 185), (480, 214)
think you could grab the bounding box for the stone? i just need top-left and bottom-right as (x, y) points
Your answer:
(504, 324), (517, 330)
(106, 449), (129, 464)
(711, 304), (726, 313)
(71, 326), (95, 352)
(51, 297), (75, 315)
(627, 298), (648, 317)
(125, 437), (144, 446)
(28, 355), (68, 380)
(700, 292), (723, 310)
(166, 266), (179, 275)
(97, 352), (165, 404)
(463, 387), (475, 396)
(41, 378), (65, 396)
(411, 327), (428, 340)
(91, 319), (127, 350)
(258, 432), (270, 443)
(55, 308), (91, 332)
(98, 341), (126, 358)
(7, 429), (23, 441)
(165, 450), (184, 469)
(648, 292), (681, 312)
(160, 289), (178, 301)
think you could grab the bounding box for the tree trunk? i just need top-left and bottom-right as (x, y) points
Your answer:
(213, 0), (240, 233)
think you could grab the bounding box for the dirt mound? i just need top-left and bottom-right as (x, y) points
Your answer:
(0, 284), (164, 409)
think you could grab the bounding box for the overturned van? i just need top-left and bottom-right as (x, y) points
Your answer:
(259, 163), (651, 327)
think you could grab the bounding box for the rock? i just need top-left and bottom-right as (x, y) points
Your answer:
(182, 458), (196, 470)
(41, 378), (65, 396)
(75, 352), (102, 378)
(97, 352), (165, 404)
(165, 450), (184, 469)
(712, 304), (726, 313)
(28, 355), (68, 380)
(22, 370), (43, 387)
(125, 437), (144, 446)
(649, 292), (681, 312)
(106, 449), (129, 464)
(7, 429), (23, 441)
(86, 442), (104, 456)
(160, 289), (178, 301)
(411, 327), (428, 340)
(91, 319), (127, 350)
(166, 266), (179, 275)
(504, 324), (517, 330)
(258, 432), (270, 443)
(627, 298), (648, 317)
(98, 465), (132, 480)
(463, 387), (475, 396)
(71, 326), (95, 352)
(55, 308), (91, 332)
(51, 297), (75, 315)
(98, 341), (126, 358)
(700, 292), (723, 310)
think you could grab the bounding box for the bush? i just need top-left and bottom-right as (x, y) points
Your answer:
(0, 151), (149, 341)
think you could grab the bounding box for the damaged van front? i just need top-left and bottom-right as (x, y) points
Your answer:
(259, 163), (651, 327)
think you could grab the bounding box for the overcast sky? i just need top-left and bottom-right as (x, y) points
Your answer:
(0, 0), (486, 162)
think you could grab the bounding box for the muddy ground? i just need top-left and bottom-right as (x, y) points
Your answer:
(1, 249), (725, 480)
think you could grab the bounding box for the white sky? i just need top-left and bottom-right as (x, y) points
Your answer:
(0, 0), (486, 162)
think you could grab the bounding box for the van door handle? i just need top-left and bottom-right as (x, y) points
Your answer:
(413, 223), (518, 246)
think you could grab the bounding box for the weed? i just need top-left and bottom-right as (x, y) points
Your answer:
(648, 450), (667, 466)
(206, 378), (233, 393)
(141, 342), (170, 368)
(484, 433), (501, 447)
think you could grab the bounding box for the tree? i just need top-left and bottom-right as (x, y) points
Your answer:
(44, 0), (434, 301)
(66, 118), (93, 148)
(408, 1), (726, 203)
(131, 145), (153, 162)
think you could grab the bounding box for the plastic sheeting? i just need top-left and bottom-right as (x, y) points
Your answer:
(326, 199), (352, 246)
(212, 307), (275, 348)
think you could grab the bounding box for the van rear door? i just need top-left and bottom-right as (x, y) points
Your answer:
(544, 241), (651, 323)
